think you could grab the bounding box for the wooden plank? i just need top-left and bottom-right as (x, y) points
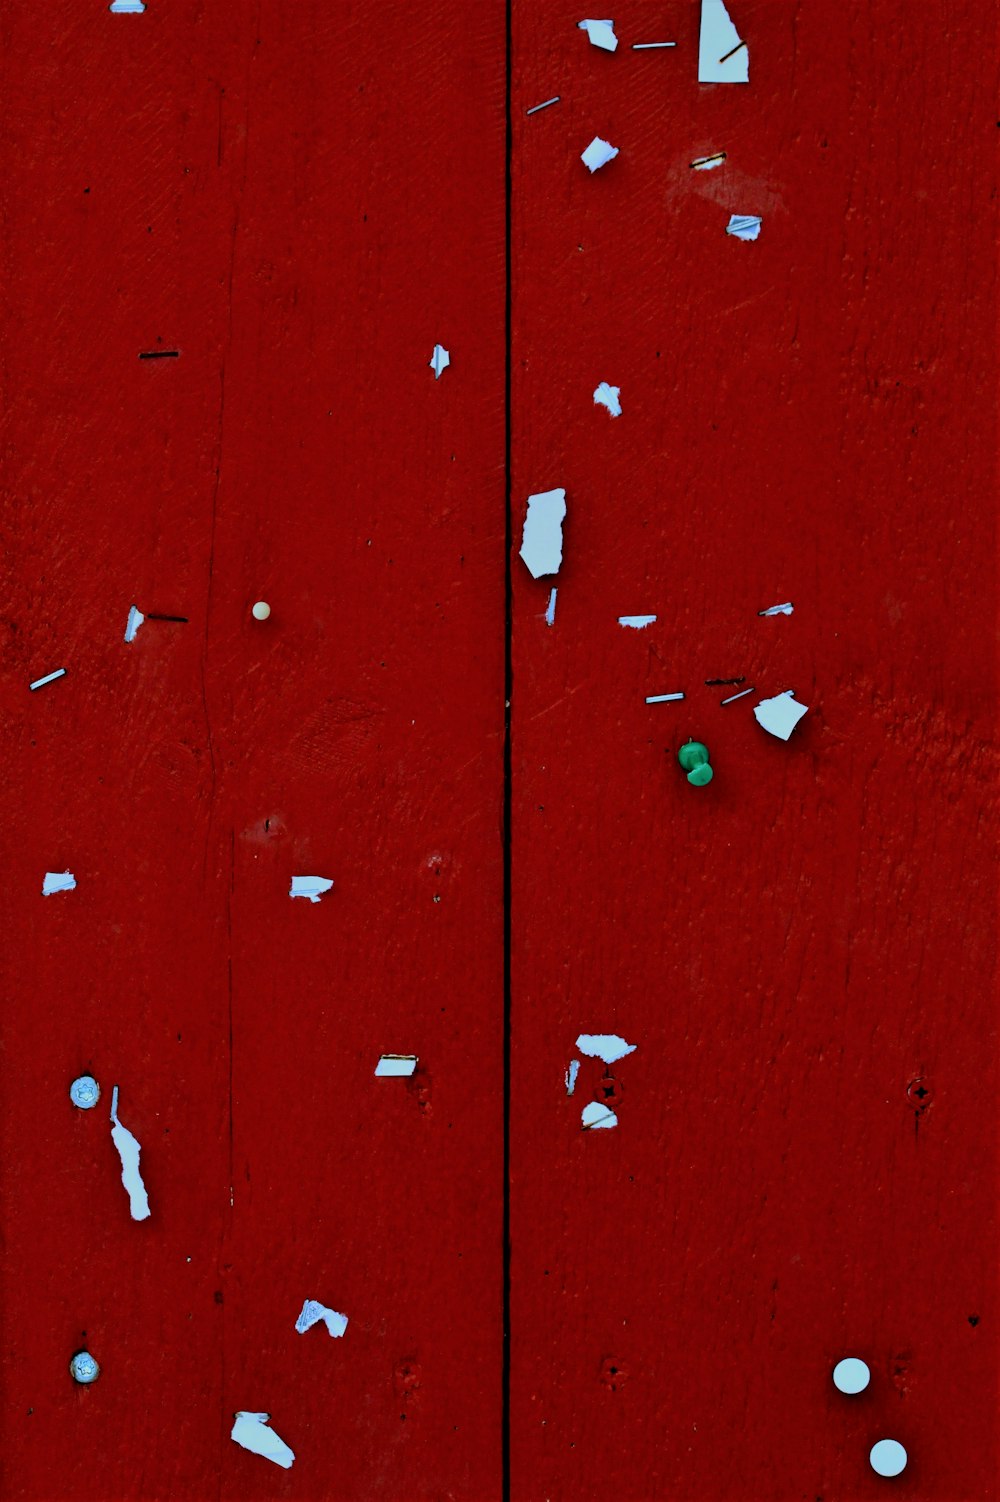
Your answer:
(509, 2), (997, 1498)
(0, 4), (505, 1497)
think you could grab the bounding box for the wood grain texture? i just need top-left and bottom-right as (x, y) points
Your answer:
(1, 3), (505, 1498)
(509, 2), (996, 1499)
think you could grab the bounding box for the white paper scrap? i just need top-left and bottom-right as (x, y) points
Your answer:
(109, 1086), (151, 1221)
(519, 488), (566, 579)
(578, 19), (618, 52)
(231, 1413), (295, 1470)
(29, 669), (66, 691)
(42, 871), (76, 896)
(619, 615), (655, 629)
(593, 381), (622, 417)
(581, 136), (619, 173)
(374, 1055), (418, 1077)
(759, 601), (793, 616)
(576, 1033), (636, 1065)
(289, 876), (334, 903)
(754, 691), (809, 740)
(565, 1060), (581, 1095)
(545, 588), (558, 626)
(295, 1299), (349, 1338)
(109, 0), (145, 10)
(726, 214), (762, 240)
(429, 344), (450, 379)
(698, 0), (748, 82)
(691, 151), (727, 170)
(581, 1101), (618, 1130)
(124, 605), (145, 643)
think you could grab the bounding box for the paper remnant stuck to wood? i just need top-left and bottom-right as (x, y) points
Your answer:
(289, 876), (334, 903)
(726, 214), (762, 240)
(545, 588), (558, 626)
(295, 1299), (349, 1338)
(581, 1102), (618, 1130)
(429, 344), (450, 379)
(109, 0), (145, 10)
(520, 488), (566, 579)
(231, 1413), (295, 1470)
(374, 1055), (418, 1076)
(110, 1086), (151, 1221)
(759, 601), (793, 616)
(754, 691), (809, 740)
(581, 137), (619, 173)
(578, 18), (618, 52)
(124, 605), (145, 642)
(576, 1033), (637, 1064)
(698, 0), (748, 82)
(565, 1060), (581, 1095)
(618, 615), (656, 629)
(593, 381), (622, 417)
(42, 871), (76, 896)
(691, 151), (727, 170)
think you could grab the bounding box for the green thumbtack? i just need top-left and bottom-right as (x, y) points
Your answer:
(678, 740), (713, 786)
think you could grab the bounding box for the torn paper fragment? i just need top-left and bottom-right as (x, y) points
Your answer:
(578, 19), (618, 52)
(759, 601), (793, 616)
(565, 1060), (581, 1095)
(726, 214), (761, 241)
(691, 151), (727, 170)
(42, 871), (76, 896)
(295, 1299), (348, 1338)
(519, 488), (566, 579)
(109, 0), (145, 10)
(698, 0), (748, 82)
(231, 1413), (294, 1471)
(110, 1086), (151, 1221)
(124, 605), (144, 643)
(289, 876), (334, 903)
(429, 344), (450, 379)
(618, 615), (656, 629)
(754, 691), (809, 741)
(29, 668), (66, 691)
(374, 1054), (418, 1077)
(581, 1101), (617, 1130)
(593, 381), (622, 417)
(581, 137), (619, 173)
(576, 1033), (636, 1065)
(545, 588), (558, 626)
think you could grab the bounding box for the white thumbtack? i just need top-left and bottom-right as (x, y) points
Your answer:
(251, 601), (271, 621)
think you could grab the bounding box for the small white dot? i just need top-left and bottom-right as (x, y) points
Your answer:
(70, 1075), (100, 1110)
(251, 601), (271, 621)
(870, 1439), (907, 1477)
(832, 1357), (870, 1394)
(69, 1351), (100, 1384)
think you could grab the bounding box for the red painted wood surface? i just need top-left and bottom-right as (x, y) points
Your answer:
(1, 2), (996, 1500)
(510, 3), (996, 1500)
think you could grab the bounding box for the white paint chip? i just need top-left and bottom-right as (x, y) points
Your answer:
(576, 1034), (636, 1065)
(545, 588), (558, 626)
(519, 488), (566, 579)
(110, 1085), (151, 1222)
(754, 691), (809, 740)
(231, 1413), (295, 1471)
(870, 1440), (907, 1478)
(295, 1299), (348, 1338)
(619, 615), (656, 629)
(698, 0), (748, 82)
(374, 1055), (418, 1077)
(759, 601), (793, 616)
(832, 1357), (870, 1394)
(124, 605), (144, 643)
(565, 1060), (581, 1095)
(42, 871), (76, 896)
(726, 214), (762, 240)
(691, 151), (727, 170)
(429, 344), (450, 379)
(593, 381), (622, 417)
(29, 668), (66, 691)
(289, 876), (334, 903)
(581, 137), (619, 173)
(581, 1101), (618, 1130)
(578, 19), (618, 52)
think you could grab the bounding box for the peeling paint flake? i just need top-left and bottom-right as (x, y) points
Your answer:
(618, 615), (656, 629)
(374, 1054), (418, 1076)
(289, 876), (334, 903)
(110, 1086), (151, 1221)
(42, 871), (76, 896)
(231, 1412), (295, 1470)
(726, 214), (762, 241)
(429, 344), (450, 379)
(698, 0), (748, 83)
(565, 1060), (581, 1095)
(545, 588), (558, 626)
(581, 136), (619, 173)
(754, 691), (809, 740)
(758, 601), (793, 616)
(124, 605), (144, 642)
(576, 1033), (636, 1064)
(295, 1299), (348, 1338)
(578, 18), (618, 52)
(520, 488), (566, 579)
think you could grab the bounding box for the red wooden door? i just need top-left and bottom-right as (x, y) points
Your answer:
(2, 2), (996, 1500)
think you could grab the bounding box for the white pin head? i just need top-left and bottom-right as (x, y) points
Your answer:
(70, 1075), (101, 1110)
(251, 601), (271, 621)
(70, 1351), (100, 1384)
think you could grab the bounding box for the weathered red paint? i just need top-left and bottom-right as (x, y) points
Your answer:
(2, 1), (996, 1500)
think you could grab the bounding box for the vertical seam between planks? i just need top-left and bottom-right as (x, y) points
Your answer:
(502, 0), (513, 1492)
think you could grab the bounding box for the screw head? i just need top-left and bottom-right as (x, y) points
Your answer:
(69, 1076), (100, 1110)
(251, 601), (271, 621)
(69, 1351), (100, 1384)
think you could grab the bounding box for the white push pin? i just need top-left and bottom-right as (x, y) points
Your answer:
(869, 1439), (907, 1477)
(251, 601), (271, 621)
(832, 1357), (870, 1394)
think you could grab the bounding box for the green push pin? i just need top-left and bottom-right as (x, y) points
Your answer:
(678, 740), (713, 786)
